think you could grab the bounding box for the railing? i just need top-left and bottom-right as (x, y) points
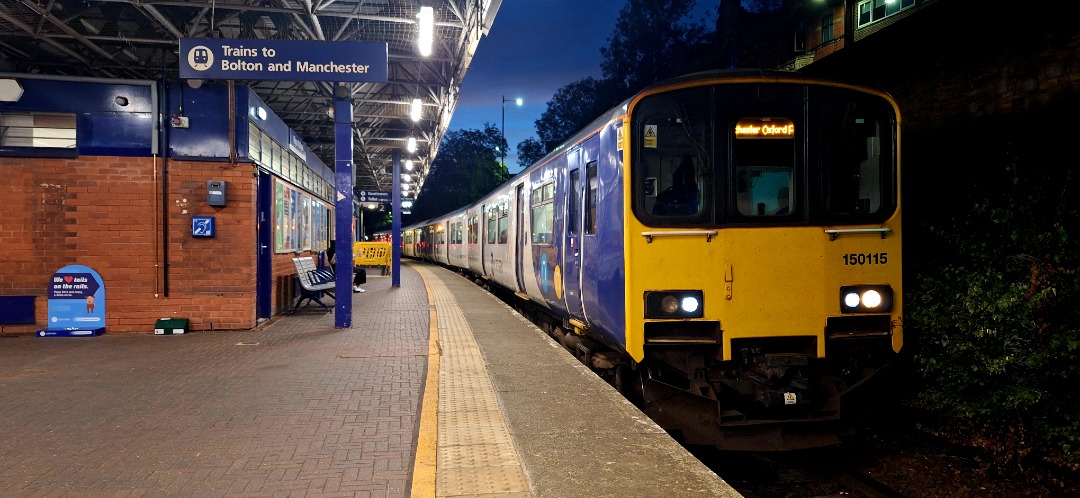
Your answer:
(353, 242), (392, 274)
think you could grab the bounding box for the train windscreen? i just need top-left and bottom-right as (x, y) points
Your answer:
(632, 82), (897, 226)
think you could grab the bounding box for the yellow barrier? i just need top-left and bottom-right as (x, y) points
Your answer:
(353, 242), (392, 275)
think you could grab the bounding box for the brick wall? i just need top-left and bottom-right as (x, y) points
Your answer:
(0, 155), (303, 334)
(803, 3), (1080, 134)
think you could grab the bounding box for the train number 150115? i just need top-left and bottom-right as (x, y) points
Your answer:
(843, 252), (888, 265)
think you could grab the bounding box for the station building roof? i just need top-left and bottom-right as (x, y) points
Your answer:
(0, 0), (501, 194)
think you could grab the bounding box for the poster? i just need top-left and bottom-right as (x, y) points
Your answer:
(38, 264), (105, 337)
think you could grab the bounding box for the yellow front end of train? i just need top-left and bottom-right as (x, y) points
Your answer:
(617, 71), (903, 450)
(625, 223), (902, 364)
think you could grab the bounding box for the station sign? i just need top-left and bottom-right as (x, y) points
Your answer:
(179, 38), (387, 82)
(357, 190), (391, 203)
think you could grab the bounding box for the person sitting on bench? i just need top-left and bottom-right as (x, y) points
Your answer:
(326, 242), (366, 293)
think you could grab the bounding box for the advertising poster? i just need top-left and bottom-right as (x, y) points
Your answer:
(38, 264), (106, 337)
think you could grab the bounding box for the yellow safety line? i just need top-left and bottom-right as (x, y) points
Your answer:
(410, 263), (440, 498)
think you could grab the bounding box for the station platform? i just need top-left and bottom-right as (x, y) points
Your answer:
(0, 261), (738, 497)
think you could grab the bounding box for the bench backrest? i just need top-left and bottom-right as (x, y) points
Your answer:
(292, 257), (333, 290)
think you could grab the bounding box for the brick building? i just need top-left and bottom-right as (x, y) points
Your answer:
(0, 77), (336, 334)
(716, 0), (1080, 242)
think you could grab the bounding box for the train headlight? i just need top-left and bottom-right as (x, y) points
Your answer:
(646, 290), (704, 319)
(660, 295), (680, 314)
(840, 285), (893, 313)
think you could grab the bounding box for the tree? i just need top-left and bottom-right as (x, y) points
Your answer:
(533, 0), (717, 154)
(407, 124), (509, 222)
(534, 77), (621, 151)
(600, 0), (713, 98)
(516, 137), (547, 169)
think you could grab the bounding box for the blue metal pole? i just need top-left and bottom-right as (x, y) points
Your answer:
(391, 149), (401, 287)
(333, 96), (354, 328)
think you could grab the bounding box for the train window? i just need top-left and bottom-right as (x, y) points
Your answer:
(736, 166), (793, 216)
(652, 155), (702, 216)
(531, 182), (554, 244)
(631, 86), (711, 222)
(734, 117), (796, 217)
(498, 204), (509, 244)
(585, 161), (598, 235)
(810, 88), (896, 220)
(569, 170), (580, 236)
(487, 208), (497, 244)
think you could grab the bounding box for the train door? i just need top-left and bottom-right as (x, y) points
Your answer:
(515, 184), (526, 292)
(563, 156), (585, 321)
(256, 170), (272, 320)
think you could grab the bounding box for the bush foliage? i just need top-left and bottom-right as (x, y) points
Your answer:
(906, 116), (1080, 468)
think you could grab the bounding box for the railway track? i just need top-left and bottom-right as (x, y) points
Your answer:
(485, 275), (910, 497)
(688, 445), (908, 498)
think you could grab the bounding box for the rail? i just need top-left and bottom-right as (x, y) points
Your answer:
(824, 227), (892, 240)
(640, 230), (718, 243)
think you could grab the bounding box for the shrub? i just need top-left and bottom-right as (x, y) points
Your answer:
(907, 160), (1080, 467)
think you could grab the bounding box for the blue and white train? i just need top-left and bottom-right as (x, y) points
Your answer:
(402, 70), (904, 451)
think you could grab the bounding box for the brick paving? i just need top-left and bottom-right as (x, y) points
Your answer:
(1, 261), (739, 498)
(0, 266), (429, 497)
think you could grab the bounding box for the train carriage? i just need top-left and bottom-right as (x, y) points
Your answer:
(403, 70), (902, 451)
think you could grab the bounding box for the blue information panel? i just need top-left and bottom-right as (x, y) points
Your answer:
(38, 264), (106, 337)
(357, 190), (391, 203)
(179, 38), (388, 82)
(192, 216), (216, 238)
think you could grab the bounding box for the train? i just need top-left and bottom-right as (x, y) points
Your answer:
(399, 69), (903, 451)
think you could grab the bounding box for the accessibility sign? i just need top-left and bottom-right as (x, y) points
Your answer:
(179, 38), (388, 82)
(192, 216), (216, 238)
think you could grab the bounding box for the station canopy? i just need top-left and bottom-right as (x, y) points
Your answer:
(0, 0), (502, 194)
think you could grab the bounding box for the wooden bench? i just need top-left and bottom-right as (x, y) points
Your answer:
(290, 257), (336, 313)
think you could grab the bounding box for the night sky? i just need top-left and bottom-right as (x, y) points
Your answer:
(449, 1), (717, 173)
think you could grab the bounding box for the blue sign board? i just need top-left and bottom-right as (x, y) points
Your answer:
(38, 264), (105, 337)
(192, 216), (216, 238)
(179, 38), (388, 82)
(357, 190), (391, 203)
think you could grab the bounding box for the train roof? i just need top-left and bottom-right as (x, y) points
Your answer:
(404, 69), (894, 232)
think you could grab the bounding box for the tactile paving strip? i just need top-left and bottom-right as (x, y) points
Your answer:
(415, 266), (533, 497)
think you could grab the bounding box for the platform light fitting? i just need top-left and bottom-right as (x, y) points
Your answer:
(410, 98), (422, 122)
(407, 137), (417, 153)
(417, 6), (434, 57)
(405, 159), (414, 171)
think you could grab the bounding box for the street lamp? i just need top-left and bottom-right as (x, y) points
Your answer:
(501, 95), (522, 167)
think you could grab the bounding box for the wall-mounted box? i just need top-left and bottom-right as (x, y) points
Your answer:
(207, 180), (227, 206)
